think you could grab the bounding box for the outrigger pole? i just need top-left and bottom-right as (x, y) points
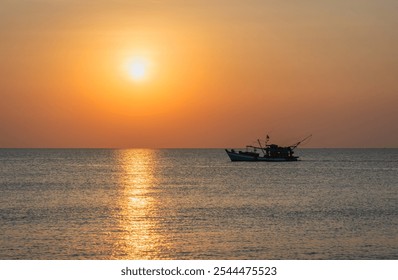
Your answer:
(290, 134), (312, 150)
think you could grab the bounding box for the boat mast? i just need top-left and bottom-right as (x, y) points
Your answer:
(257, 139), (266, 155)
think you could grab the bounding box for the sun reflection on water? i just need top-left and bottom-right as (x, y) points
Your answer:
(112, 149), (164, 259)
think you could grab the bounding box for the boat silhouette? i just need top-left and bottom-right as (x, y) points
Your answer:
(225, 135), (311, 162)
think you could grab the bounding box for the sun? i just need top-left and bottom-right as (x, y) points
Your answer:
(127, 58), (149, 81)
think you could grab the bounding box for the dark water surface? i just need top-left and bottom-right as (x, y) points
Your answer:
(0, 149), (397, 259)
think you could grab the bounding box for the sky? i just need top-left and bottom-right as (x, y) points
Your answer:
(1, 0), (397, 148)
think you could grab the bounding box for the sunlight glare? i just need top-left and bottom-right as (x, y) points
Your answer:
(128, 58), (149, 81)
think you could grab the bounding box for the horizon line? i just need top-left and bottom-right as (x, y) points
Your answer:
(0, 147), (396, 149)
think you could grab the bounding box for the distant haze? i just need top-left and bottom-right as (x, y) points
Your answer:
(1, 0), (397, 148)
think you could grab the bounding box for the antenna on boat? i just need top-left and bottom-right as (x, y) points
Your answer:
(290, 134), (312, 150)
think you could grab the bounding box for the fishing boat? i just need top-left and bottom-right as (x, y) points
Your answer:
(225, 135), (311, 162)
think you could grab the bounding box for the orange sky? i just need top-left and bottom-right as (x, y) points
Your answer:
(1, 0), (397, 148)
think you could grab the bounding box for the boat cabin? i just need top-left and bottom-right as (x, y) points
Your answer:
(265, 144), (294, 158)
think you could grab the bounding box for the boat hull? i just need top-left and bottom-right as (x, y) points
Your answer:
(225, 149), (299, 162)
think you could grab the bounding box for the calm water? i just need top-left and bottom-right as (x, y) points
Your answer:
(0, 149), (397, 260)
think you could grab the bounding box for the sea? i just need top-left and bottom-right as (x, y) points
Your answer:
(0, 148), (397, 260)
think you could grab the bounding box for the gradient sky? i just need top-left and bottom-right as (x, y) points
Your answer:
(1, 0), (397, 148)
